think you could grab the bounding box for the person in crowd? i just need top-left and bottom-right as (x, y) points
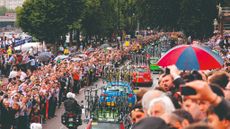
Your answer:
(225, 82), (230, 100)
(136, 88), (147, 106)
(184, 123), (214, 129)
(207, 106), (230, 129)
(132, 117), (170, 129)
(208, 71), (229, 90)
(158, 74), (175, 92)
(147, 95), (175, 117)
(130, 105), (146, 124)
(161, 112), (190, 129)
(173, 109), (194, 124)
(1, 98), (19, 129)
(72, 70), (80, 94)
(141, 90), (165, 114)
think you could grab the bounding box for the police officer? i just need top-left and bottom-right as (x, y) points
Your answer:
(64, 92), (82, 125)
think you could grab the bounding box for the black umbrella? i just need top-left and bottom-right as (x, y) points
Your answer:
(36, 52), (52, 62)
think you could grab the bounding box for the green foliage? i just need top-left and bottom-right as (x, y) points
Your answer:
(0, 6), (7, 15)
(217, 0), (230, 6)
(16, 0), (84, 43)
(16, 0), (220, 41)
(136, 0), (181, 30)
(179, 0), (217, 38)
(81, 0), (137, 38)
(0, 6), (15, 16)
(136, 0), (218, 39)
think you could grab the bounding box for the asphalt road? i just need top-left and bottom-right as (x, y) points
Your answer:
(43, 73), (159, 129)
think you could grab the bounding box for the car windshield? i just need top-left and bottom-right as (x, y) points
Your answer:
(150, 59), (157, 64)
(106, 86), (128, 93)
(135, 67), (147, 73)
(91, 123), (120, 129)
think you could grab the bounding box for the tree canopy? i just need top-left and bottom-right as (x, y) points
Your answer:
(16, 0), (84, 43)
(0, 6), (15, 15)
(136, 0), (218, 39)
(17, 0), (222, 42)
(178, 0), (217, 39)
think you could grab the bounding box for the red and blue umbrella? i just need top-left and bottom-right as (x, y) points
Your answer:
(157, 45), (224, 70)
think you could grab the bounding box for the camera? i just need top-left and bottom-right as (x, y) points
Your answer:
(180, 85), (196, 96)
(165, 68), (170, 75)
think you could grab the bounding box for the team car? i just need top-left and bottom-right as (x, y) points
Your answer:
(132, 65), (153, 87)
(99, 81), (136, 107)
(149, 57), (162, 73)
(86, 120), (125, 129)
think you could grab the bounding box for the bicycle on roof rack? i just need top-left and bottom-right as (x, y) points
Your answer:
(83, 80), (135, 129)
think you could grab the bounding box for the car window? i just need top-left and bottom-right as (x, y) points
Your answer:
(106, 86), (128, 93)
(91, 123), (120, 129)
(135, 68), (147, 73)
(150, 59), (157, 64)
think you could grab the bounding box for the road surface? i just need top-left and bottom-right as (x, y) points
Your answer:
(43, 73), (159, 129)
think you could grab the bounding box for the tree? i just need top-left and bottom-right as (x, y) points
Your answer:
(217, 0), (230, 6)
(179, 0), (217, 39)
(81, 0), (102, 38)
(136, 0), (181, 30)
(16, 0), (84, 44)
(81, 0), (138, 40)
(0, 6), (15, 16)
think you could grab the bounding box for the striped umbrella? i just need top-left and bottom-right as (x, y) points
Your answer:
(157, 45), (224, 70)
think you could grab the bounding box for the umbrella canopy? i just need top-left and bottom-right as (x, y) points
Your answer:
(100, 43), (110, 49)
(37, 52), (52, 62)
(54, 55), (69, 61)
(224, 33), (230, 37)
(106, 47), (113, 50)
(69, 52), (82, 57)
(157, 45), (224, 70)
(77, 54), (87, 58)
(87, 48), (95, 52)
(71, 57), (83, 62)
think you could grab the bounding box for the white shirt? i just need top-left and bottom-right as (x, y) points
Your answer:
(30, 59), (35, 66)
(9, 70), (18, 78)
(20, 71), (27, 81)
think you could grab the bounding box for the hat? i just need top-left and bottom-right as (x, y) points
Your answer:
(132, 117), (169, 129)
(66, 92), (75, 99)
(30, 123), (42, 129)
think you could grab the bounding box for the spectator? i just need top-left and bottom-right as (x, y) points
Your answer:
(147, 95), (175, 117)
(141, 90), (164, 114)
(207, 106), (230, 129)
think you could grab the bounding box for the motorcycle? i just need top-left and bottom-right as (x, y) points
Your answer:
(61, 112), (82, 129)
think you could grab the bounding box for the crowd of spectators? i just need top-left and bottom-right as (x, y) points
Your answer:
(129, 33), (230, 129)
(0, 30), (229, 129)
(0, 34), (136, 129)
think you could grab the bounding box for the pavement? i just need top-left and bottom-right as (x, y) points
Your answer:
(43, 72), (159, 129)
